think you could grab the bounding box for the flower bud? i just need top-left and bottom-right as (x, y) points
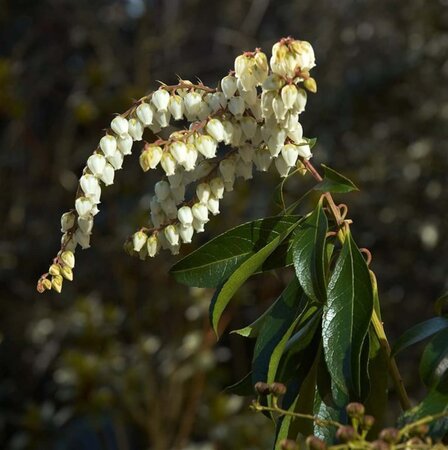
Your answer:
(99, 163), (115, 186)
(379, 428), (400, 444)
(49, 264), (61, 276)
(77, 216), (93, 234)
(51, 275), (63, 293)
(304, 77), (317, 93)
(371, 440), (390, 450)
(178, 206), (194, 226)
(100, 135), (117, 157)
(160, 152), (177, 176)
(269, 382), (287, 396)
(152, 89), (170, 111)
(147, 234), (159, 257)
(60, 250), (75, 269)
(254, 51), (269, 83)
(254, 381), (271, 396)
(305, 436), (327, 450)
(42, 278), (52, 291)
(179, 225), (194, 244)
(61, 211), (76, 232)
(128, 118), (144, 141)
(210, 177), (225, 199)
(346, 402), (365, 419)
(206, 118), (225, 142)
(110, 116), (129, 136)
(336, 426), (356, 443)
(164, 224), (179, 246)
(133, 231), (147, 252)
(279, 439), (298, 450)
(361, 415), (375, 431)
(74, 229), (91, 249)
(136, 102), (153, 126)
(60, 265), (73, 281)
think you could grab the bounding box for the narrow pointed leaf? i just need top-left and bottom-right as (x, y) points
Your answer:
(292, 198), (328, 303)
(322, 231), (374, 404)
(314, 165), (359, 194)
(171, 215), (300, 288)
(392, 317), (448, 356)
(420, 327), (448, 390)
(209, 219), (301, 335)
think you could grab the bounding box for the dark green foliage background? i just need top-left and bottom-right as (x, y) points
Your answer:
(0, 0), (447, 448)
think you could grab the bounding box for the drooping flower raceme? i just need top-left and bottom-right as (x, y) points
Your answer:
(37, 37), (317, 294)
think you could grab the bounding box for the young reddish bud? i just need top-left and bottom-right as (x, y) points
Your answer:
(280, 439), (298, 450)
(361, 415), (375, 430)
(254, 382), (270, 396)
(305, 436), (327, 450)
(269, 382), (287, 396)
(346, 402), (365, 419)
(336, 426), (356, 443)
(379, 428), (400, 444)
(371, 440), (390, 450)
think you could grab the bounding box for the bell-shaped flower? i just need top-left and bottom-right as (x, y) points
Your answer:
(111, 116), (129, 136)
(136, 102), (154, 126)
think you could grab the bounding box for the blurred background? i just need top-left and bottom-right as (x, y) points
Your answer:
(1, 0), (447, 448)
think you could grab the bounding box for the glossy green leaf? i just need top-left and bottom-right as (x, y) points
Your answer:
(171, 215), (300, 288)
(314, 165), (359, 194)
(322, 231), (374, 404)
(435, 292), (448, 316)
(251, 279), (308, 386)
(209, 219), (301, 335)
(292, 198), (328, 303)
(420, 327), (448, 391)
(392, 317), (448, 356)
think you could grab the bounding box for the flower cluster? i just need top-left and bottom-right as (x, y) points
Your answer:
(37, 37), (317, 293)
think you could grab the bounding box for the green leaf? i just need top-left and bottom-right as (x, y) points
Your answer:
(292, 198), (328, 303)
(171, 215), (300, 288)
(420, 327), (448, 391)
(392, 317), (448, 356)
(314, 165), (359, 194)
(435, 292), (448, 316)
(322, 231), (374, 404)
(209, 219), (301, 335)
(251, 279), (308, 386)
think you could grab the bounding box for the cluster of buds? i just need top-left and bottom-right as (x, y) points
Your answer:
(37, 36), (317, 293)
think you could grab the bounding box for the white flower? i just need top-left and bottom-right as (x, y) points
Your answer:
(61, 211), (76, 232)
(228, 96), (245, 117)
(210, 177), (224, 199)
(250, 102), (263, 122)
(154, 180), (171, 201)
(236, 159), (253, 180)
(179, 225), (194, 244)
(140, 145), (163, 171)
(182, 145), (198, 171)
(147, 234), (159, 257)
(77, 216), (93, 234)
(75, 197), (94, 218)
(155, 110), (171, 128)
(160, 197), (178, 219)
(238, 83), (257, 106)
(184, 91), (203, 119)
(195, 135), (217, 158)
(164, 225), (179, 246)
(219, 159), (236, 183)
(206, 118), (225, 142)
(136, 103), (154, 126)
(192, 203), (209, 223)
(221, 75), (238, 99)
(192, 217), (205, 233)
(294, 88), (307, 114)
(207, 197), (220, 215)
(133, 231), (148, 252)
(206, 92), (227, 112)
(99, 135), (117, 157)
(151, 210), (165, 228)
(238, 144), (255, 163)
(294, 40), (315, 71)
(296, 140), (312, 159)
(197, 102), (211, 120)
(107, 150), (124, 170)
(281, 84), (298, 110)
(87, 154), (106, 177)
(117, 133), (133, 155)
(253, 148), (272, 172)
(167, 170), (184, 188)
(80, 174), (100, 198)
(61, 234), (77, 252)
(275, 154), (291, 177)
(261, 91), (275, 118)
(152, 89), (170, 111)
(170, 141), (188, 164)
(178, 206), (194, 226)
(287, 121), (304, 144)
(100, 163), (115, 186)
(281, 144), (300, 167)
(272, 95), (287, 121)
(111, 116), (129, 136)
(240, 117), (257, 139)
(196, 183), (211, 203)
(222, 120), (234, 145)
(128, 118), (144, 141)
(171, 184), (185, 203)
(74, 228), (91, 249)
(161, 152), (177, 176)
(261, 74), (284, 91)
(168, 95), (184, 120)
